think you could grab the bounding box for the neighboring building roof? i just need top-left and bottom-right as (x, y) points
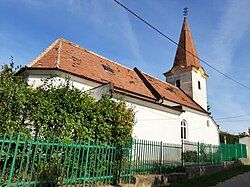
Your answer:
(25, 38), (206, 113)
(164, 19), (203, 76)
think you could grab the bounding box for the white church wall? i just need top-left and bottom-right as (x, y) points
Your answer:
(166, 69), (208, 111)
(180, 111), (219, 145)
(132, 104), (180, 144)
(26, 71), (219, 146)
(27, 72), (98, 91)
(130, 103), (219, 145)
(191, 70), (207, 110)
(123, 101), (181, 144)
(166, 70), (193, 98)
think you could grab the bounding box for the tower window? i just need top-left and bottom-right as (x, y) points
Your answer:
(176, 80), (181, 88)
(181, 120), (188, 140)
(198, 81), (201, 90)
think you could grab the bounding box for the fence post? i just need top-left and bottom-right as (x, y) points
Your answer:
(8, 133), (21, 185)
(159, 141), (163, 173)
(235, 144), (238, 159)
(220, 145), (223, 163)
(83, 140), (91, 186)
(197, 142), (200, 165)
(181, 140), (184, 166)
(210, 144), (213, 165)
(241, 144), (243, 158)
(128, 139), (134, 184)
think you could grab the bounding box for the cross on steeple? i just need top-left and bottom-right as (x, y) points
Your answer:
(183, 7), (188, 19)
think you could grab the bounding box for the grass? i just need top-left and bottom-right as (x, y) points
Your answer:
(170, 166), (250, 187)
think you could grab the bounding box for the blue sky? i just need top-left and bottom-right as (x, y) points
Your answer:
(1, 0), (250, 134)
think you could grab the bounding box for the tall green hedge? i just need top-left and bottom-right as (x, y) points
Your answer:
(0, 66), (135, 146)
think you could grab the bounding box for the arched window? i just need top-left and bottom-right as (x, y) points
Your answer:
(198, 81), (201, 90)
(207, 120), (210, 127)
(181, 120), (188, 140)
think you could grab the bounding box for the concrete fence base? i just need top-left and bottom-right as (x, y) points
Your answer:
(238, 158), (250, 165)
(109, 159), (249, 187)
(185, 160), (243, 179)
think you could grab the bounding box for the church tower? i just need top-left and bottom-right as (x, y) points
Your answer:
(164, 9), (208, 110)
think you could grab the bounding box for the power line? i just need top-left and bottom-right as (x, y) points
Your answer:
(216, 113), (250, 121)
(217, 119), (250, 123)
(112, 0), (250, 90)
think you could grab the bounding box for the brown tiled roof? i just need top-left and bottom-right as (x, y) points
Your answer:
(166, 19), (200, 75)
(141, 72), (205, 112)
(28, 38), (206, 112)
(28, 39), (155, 100)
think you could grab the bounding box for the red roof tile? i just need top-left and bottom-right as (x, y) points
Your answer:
(142, 72), (205, 111)
(28, 38), (206, 112)
(29, 39), (155, 100)
(165, 19), (201, 76)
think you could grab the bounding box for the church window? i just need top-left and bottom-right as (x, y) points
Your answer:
(176, 80), (181, 88)
(198, 81), (201, 90)
(181, 120), (188, 140)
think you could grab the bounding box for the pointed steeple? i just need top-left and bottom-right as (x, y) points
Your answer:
(173, 18), (200, 69)
(164, 9), (208, 111)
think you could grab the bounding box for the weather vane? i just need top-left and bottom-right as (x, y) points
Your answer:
(183, 7), (188, 19)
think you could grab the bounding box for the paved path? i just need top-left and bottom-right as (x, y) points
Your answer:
(214, 171), (250, 187)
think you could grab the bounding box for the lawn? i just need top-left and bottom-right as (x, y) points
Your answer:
(170, 166), (250, 187)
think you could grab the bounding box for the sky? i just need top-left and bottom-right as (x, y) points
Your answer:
(1, 0), (250, 134)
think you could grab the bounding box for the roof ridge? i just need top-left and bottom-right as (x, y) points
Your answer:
(28, 39), (60, 67)
(139, 67), (206, 112)
(56, 39), (62, 68)
(59, 38), (136, 73)
(134, 67), (162, 101)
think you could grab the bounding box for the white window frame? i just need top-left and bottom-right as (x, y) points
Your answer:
(181, 119), (188, 140)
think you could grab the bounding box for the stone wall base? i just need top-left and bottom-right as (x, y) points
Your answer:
(185, 160), (243, 179)
(104, 160), (248, 187)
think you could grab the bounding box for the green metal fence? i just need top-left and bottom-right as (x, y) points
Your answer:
(132, 139), (182, 174)
(0, 133), (132, 186)
(180, 142), (246, 166)
(220, 143), (247, 161)
(183, 141), (222, 166)
(0, 134), (248, 186)
(132, 140), (248, 174)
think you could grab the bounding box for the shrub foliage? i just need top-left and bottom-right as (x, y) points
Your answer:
(0, 65), (135, 145)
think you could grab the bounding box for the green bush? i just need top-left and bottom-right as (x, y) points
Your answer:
(0, 65), (135, 145)
(0, 65), (135, 185)
(183, 151), (198, 163)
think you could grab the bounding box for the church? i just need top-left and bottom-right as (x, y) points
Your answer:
(18, 16), (220, 145)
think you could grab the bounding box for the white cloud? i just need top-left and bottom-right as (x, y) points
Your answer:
(208, 0), (250, 134)
(210, 0), (250, 73)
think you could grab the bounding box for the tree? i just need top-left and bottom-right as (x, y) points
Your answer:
(0, 64), (32, 135)
(0, 64), (135, 145)
(219, 131), (239, 144)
